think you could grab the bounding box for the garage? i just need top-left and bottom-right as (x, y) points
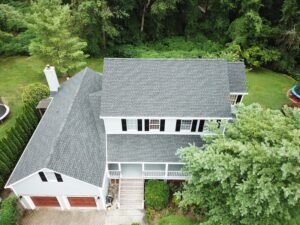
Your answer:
(31, 196), (60, 207)
(68, 197), (96, 207)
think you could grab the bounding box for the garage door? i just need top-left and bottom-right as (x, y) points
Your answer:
(68, 197), (96, 207)
(31, 196), (60, 207)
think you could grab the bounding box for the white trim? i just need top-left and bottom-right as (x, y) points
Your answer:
(5, 97), (54, 188)
(107, 161), (185, 165)
(230, 92), (248, 95)
(101, 116), (233, 120)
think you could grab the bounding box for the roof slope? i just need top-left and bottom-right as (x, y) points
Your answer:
(101, 58), (233, 118)
(7, 68), (106, 187)
(107, 134), (204, 162)
(227, 62), (247, 93)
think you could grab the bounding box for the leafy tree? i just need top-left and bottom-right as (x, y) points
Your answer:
(177, 104), (300, 225)
(27, 0), (87, 75)
(22, 82), (49, 108)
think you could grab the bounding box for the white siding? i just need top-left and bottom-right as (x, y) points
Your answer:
(103, 117), (213, 134)
(10, 169), (105, 210)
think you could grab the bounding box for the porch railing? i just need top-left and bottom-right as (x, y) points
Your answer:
(108, 169), (187, 179)
(109, 170), (121, 178)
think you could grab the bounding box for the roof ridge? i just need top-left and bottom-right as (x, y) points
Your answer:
(45, 68), (88, 168)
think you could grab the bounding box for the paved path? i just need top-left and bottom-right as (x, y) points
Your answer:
(21, 209), (145, 225)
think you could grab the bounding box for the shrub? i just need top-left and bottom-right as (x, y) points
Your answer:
(22, 83), (50, 107)
(144, 208), (156, 223)
(0, 197), (18, 225)
(156, 215), (198, 225)
(145, 180), (169, 210)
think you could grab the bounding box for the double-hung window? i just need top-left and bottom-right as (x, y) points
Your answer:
(127, 119), (137, 131)
(230, 95), (238, 105)
(149, 119), (160, 131)
(180, 120), (192, 131)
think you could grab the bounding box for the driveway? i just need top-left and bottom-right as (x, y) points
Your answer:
(21, 208), (146, 225)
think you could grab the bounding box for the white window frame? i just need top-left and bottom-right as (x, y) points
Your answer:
(149, 119), (160, 131)
(127, 119), (137, 131)
(230, 95), (238, 105)
(45, 172), (57, 182)
(180, 120), (192, 131)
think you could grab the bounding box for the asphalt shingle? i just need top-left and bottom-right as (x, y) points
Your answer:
(101, 58), (234, 118)
(6, 68), (106, 187)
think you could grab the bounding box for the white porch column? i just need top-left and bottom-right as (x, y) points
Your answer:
(142, 163), (145, 178)
(21, 196), (35, 210)
(165, 163), (169, 179)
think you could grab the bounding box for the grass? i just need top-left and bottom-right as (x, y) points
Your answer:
(0, 56), (103, 139)
(156, 215), (198, 225)
(244, 68), (296, 109)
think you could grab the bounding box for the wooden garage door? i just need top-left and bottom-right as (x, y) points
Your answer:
(68, 197), (96, 207)
(31, 197), (60, 207)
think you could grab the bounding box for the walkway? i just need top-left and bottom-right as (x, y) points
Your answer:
(21, 208), (145, 225)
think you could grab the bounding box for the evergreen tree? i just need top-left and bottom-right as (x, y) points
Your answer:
(27, 0), (87, 75)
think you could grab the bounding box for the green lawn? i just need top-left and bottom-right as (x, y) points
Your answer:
(0, 56), (103, 139)
(244, 68), (296, 109)
(156, 215), (198, 225)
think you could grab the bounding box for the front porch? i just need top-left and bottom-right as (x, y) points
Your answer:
(107, 163), (188, 180)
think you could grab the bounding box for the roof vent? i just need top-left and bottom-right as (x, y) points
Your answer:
(43, 65), (60, 92)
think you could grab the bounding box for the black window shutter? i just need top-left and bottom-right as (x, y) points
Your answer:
(191, 120), (198, 132)
(145, 119), (149, 131)
(138, 119), (142, 131)
(175, 120), (181, 132)
(198, 120), (205, 132)
(121, 119), (127, 131)
(55, 173), (63, 182)
(236, 95), (243, 103)
(39, 172), (47, 182)
(160, 120), (165, 131)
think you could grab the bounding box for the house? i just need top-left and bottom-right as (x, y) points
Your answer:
(5, 58), (247, 210)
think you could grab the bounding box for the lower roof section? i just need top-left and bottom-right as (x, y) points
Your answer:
(107, 134), (204, 162)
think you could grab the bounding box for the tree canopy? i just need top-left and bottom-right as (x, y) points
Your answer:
(0, 0), (299, 76)
(27, 0), (87, 75)
(177, 104), (300, 225)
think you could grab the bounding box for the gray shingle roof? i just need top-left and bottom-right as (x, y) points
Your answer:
(101, 58), (234, 118)
(6, 68), (106, 187)
(107, 134), (204, 162)
(227, 62), (247, 93)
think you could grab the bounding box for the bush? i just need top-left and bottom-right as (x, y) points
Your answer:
(0, 197), (18, 225)
(145, 180), (169, 210)
(22, 83), (50, 107)
(144, 208), (156, 223)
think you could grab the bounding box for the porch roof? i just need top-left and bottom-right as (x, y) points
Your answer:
(107, 134), (204, 162)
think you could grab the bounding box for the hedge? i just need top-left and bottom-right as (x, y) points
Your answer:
(145, 180), (170, 210)
(0, 83), (49, 188)
(0, 197), (17, 225)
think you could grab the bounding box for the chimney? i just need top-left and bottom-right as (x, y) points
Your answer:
(43, 65), (60, 92)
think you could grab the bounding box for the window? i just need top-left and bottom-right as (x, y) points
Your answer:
(230, 95), (237, 105)
(180, 120), (192, 131)
(127, 119), (137, 131)
(149, 119), (160, 130)
(39, 172), (47, 182)
(55, 173), (63, 182)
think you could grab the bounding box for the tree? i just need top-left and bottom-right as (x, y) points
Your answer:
(177, 104), (300, 225)
(27, 0), (87, 75)
(22, 82), (49, 107)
